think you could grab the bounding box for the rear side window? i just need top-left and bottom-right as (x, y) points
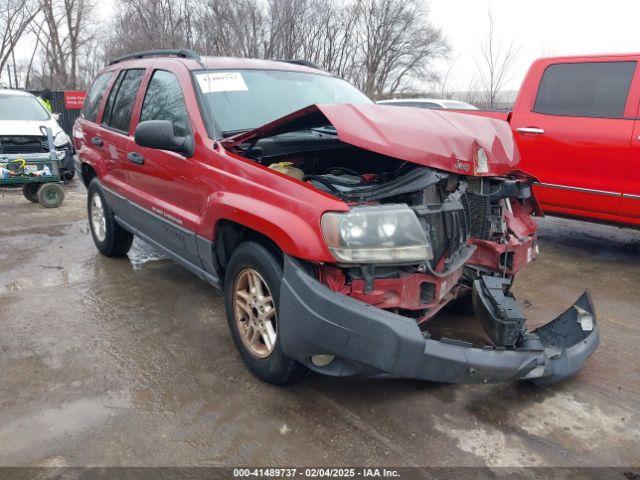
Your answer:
(81, 72), (113, 122)
(140, 70), (189, 137)
(103, 69), (145, 132)
(534, 61), (636, 118)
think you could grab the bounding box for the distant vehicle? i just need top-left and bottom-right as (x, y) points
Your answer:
(0, 89), (75, 180)
(469, 53), (640, 228)
(377, 98), (479, 110)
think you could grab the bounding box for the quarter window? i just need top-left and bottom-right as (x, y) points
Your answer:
(103, 69), (145, 132)
(81, 72), (114, 122)
(140, 70), (189, 137)
(534, 61), (636, 118)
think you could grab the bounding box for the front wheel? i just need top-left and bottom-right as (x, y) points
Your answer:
(87, 179), (133, 256)
(61, 169), (75, 181)
(224, 242), (305, 384)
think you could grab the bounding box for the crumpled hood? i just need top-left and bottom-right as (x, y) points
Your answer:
(224, 103), (520, 176)
(0, 118), (62, 138)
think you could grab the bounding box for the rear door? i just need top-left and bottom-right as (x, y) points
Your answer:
(99, 68), (146, 194)
(620, 69), (640, 222)
(125, 67), (204, 267)
(513, 59), (638, 217)
(74, 71), (114, 183)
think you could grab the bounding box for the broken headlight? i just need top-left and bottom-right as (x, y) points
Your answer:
(321, 205), (433, 263)
(54, 131), (71, 148)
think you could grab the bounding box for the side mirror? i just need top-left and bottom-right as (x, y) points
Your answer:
(134, 120), (194, 157)
(52, 113), (60, 121)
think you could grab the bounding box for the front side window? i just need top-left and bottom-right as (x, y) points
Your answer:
(194, 69), (372, 136)
(140, 70), (189, 137)
(0, 94), (50, 121)
(103, 69), (145, 132)
(534, 61), (636, 118)
(81, 71), (113, 122)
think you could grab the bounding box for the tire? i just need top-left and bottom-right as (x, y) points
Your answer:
(87, 179), (133, 256)
(37, 183), (65, 208)
(224, 241), (306, 384)
(22, 183), (39, 203)
(62, 169), (75, 181)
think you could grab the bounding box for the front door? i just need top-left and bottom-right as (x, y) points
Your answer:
(126, 68), (204, 267)
(514, 60), (637, 217)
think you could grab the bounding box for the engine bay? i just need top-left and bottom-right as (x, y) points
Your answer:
(231, 127), (541, 350)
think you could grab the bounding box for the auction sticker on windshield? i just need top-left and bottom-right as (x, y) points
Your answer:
(197, 72), (248, 93)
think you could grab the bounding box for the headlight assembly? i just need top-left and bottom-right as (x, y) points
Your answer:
(54, 131), (71, 148)
(321, 205), (433, 263)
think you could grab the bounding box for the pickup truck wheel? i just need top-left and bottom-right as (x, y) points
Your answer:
(224, 242), (306, 384)
(87, 179), (133, 257)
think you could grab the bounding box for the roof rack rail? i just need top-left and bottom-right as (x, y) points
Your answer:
(275, 59), (320, 69)
(109, 49), (201, 66)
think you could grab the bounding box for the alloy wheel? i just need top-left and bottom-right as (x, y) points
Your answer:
(233, 268), (277, 358)
(90, 192), (107, 242)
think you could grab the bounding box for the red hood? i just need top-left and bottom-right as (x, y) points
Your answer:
(223, 103), (520, 176)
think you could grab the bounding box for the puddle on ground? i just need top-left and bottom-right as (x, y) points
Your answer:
(0, 391), (131, 458)
(127, 240), (169, 269)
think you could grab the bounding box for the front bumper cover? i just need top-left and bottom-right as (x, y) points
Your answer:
(279, 256), (599, 384)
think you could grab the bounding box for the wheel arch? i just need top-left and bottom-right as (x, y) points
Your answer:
(206, 194), (335, 271)
(214, 219), (284, 275)
(80, 162), (97, 187)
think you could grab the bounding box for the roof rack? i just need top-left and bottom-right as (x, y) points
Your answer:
(109, 49), (201, 65)
(275, 59), (320, 69)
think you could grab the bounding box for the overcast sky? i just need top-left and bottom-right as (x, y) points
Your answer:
(5, 0), (640, 93)
(429, 0), (640, 92)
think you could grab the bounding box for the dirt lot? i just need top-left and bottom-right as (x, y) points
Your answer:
(1, 180), (639, 471)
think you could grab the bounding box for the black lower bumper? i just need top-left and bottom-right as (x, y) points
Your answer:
(279, 256), (599, 384)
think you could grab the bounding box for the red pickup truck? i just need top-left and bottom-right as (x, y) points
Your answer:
(472, 53), (640, 227)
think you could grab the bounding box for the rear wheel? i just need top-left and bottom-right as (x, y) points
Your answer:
(224, 241), (305, 384)
(22, 183), (39, 203)
(37, 183), (65, 208)
(87, 179), (133, 256)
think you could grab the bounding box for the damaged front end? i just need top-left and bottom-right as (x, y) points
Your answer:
(280, 256), (598, 384)
(224, 103), (599, 384)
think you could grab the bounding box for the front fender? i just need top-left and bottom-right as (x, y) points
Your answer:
(205, 192), (336, 262)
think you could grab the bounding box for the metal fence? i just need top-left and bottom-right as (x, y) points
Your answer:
(29, 90), (83, 136)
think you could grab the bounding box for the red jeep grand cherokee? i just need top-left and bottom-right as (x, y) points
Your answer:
(74, 50), (598, 385)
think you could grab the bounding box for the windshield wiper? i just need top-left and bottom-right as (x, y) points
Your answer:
(311, 125), (337, 135)
(221, 128), (254, 138)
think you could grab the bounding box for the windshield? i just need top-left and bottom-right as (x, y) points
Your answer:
(0, 94), (50, 121)
(194, 70), (372, 136)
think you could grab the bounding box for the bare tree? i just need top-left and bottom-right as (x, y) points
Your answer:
(475, 10), (518, 108)
(0, 0), (40, 79)
(354, 0), (447, 98)
(31, 0), (95, 88)
(102, 0), (446, 99)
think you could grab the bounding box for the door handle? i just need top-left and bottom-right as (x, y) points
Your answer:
(91, 136), (103, 146)
(516, 127), (545, 135)
(127, 152), (145, 165)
